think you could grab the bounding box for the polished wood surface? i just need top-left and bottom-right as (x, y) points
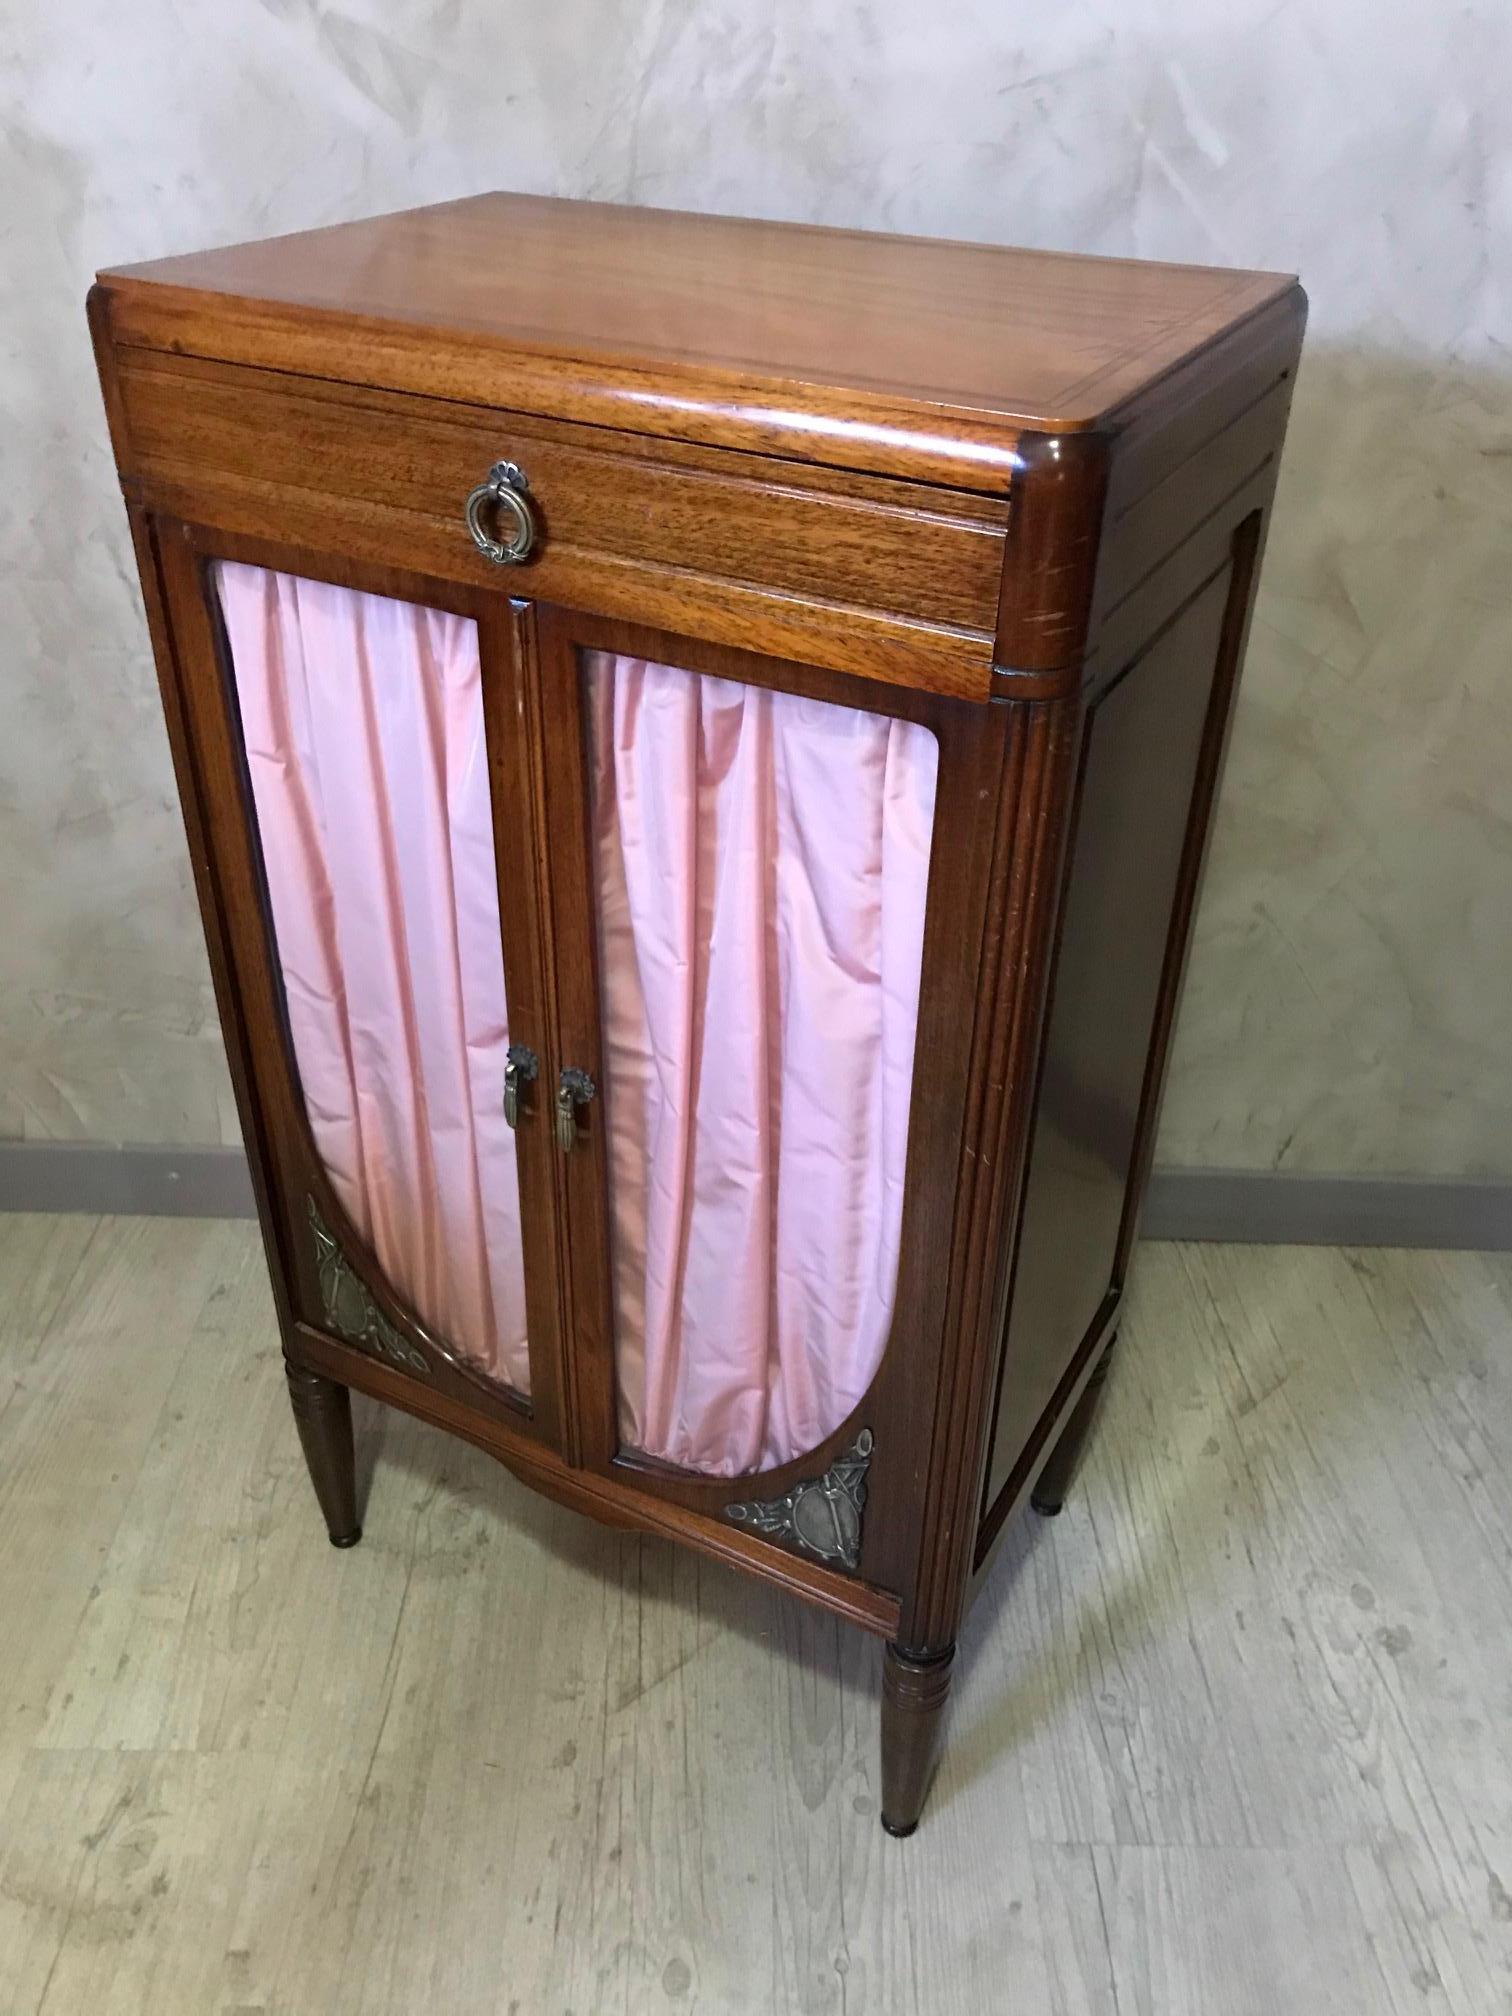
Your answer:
(979, 566), (1242, 1518)
(152, 521), (571, 1446)
(880, 1644), (957, 1836)
(6, 1220), (1508, 2012)
(113, 348), (1008, 700)
(283, 1363), (361, 1547)
(531, 605), (1012, 1603)
(118, 351), (1007, 631)
(97, 191), (1296, 488)
(291, 1320), (899, 1638)
(1029, 1330), (1117, 1516)
(88, 193), (1305, 1830)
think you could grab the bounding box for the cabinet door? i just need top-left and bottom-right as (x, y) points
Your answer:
(155, 526), (566, 1442)
(534, 607), (1004, 1567)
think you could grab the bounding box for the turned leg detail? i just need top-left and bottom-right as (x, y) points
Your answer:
(880, 1642), (956, 1837)
(285, 1362), (362, 1547)
(1032, 1333), (1118, 1517)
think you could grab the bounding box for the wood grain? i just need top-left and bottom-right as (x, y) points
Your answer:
(86, 194), (1307, 1832)
(117, 353), (1008, 632)
(98, 191), (1296, 488)
(4, 1220), (1510, 2012)
(129, 463), (1000, 702)
(530, 604), (1014, 1608)
(979, 569), (1241, 1519)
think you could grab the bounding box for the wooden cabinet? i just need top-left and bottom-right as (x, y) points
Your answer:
(88, 193), (1304, 1834)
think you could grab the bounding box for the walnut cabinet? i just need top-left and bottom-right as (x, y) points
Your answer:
(88, 194), (1304, 1834)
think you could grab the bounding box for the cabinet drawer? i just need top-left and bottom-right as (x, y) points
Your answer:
(116, 353), (1009, 699)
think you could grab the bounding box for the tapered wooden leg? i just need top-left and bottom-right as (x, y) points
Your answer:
(880, 1642), (956, 1837)
(285, 1362), (362, 1547)
(1032, 1333), (1117, 1517)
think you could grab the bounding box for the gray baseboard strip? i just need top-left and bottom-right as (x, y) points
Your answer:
(1139, 1168), (1510, 1251)
(0, 1143), (1506, 1251)
(0, 1142), (258, 1219)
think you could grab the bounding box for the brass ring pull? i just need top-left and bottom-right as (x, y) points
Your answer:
(464, 460), (537, 565)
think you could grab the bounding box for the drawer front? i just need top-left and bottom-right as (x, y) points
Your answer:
(116, 353), (1008, 700)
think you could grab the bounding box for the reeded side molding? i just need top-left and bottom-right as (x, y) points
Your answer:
(726, 1429), (874, 1571)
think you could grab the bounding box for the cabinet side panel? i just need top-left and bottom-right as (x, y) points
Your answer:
(979, 562), (1234, 1515)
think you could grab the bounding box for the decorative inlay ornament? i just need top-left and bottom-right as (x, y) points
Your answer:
(307, 1198), (429, 1377)
(725, 1429), (874, 1571)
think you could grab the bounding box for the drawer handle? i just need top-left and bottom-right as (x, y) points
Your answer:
(555, 1066), (596, 1154)
(464, 460), (537, 565)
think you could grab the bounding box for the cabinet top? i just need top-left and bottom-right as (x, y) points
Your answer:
(97, 191), (1298, 491)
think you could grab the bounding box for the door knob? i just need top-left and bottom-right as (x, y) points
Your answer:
(503, 1043), (538, 1129)
(555, 1067), (596, 1153)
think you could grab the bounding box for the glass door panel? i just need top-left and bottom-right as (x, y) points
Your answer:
(214, 562), (531, 1397)
(584, 648), (939, 1477)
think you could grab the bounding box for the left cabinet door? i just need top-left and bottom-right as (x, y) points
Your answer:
(154, 522), (568, 1446)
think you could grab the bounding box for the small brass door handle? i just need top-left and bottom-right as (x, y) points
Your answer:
(503, 1044), (539, 1129)
(555, 1067), (596, 1153)
(464, 460), (537, 565)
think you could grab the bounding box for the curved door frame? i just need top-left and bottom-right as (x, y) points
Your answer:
(532, 603), (1012, 1593)
(154, 516), (572, 1448)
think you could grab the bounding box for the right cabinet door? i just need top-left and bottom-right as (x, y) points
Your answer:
(534, 608), (997, 1531)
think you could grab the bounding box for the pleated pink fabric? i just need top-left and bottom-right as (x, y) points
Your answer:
(587, 653), (939, 1477)
(215, 563), (530, 1394)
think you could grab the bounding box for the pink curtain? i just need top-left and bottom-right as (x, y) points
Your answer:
(588, 653), (939, 1477)
(216, 563), (530, 1394)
